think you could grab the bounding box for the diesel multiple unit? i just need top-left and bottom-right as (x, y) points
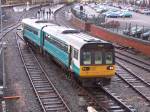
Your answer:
(22, 18), (115, 86)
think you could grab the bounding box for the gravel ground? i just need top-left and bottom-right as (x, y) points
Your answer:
(4, 29), (42, 112)
(3, 6), (38, 29)
(35, 52), (86, 112)
(2, 6), (42, 112)
(2, 5), (86, 112)
(55, 6), (150, 112)
(117, 58), (150, 82)
(107, 76), (150, 112)
(2, 4), (150, 112)
(3, 8), (23, 28)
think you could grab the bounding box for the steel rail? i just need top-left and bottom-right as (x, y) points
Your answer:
(115, 50), (150, 66)
(83, 85), (136, 112)
(69, 77), (136, 112)
(0, 4), (40, 41)
(74, 84), (110, 112)
(15, 34), (47, 112)
(16, 33), (72, 112)
(16, 32), (108, 112)
(54, 6), (137, 112)
(117, 61), (150, 87)
(99, 85), (136, 112)
(116, 73), (150, 103)
(116, 54), (150, 72)
(116, 63), (150, 103)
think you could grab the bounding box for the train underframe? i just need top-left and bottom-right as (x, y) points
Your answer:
(73, 75), (111, 87)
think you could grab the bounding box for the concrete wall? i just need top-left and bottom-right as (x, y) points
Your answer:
(71, 15), (150, 56)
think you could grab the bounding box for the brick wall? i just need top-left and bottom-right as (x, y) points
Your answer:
(71, 15), (150, 56)
(90, 24), (150, 56)
(71, 16), (86, 31)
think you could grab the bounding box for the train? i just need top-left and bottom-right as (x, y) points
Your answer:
(21, 18), (115, 87)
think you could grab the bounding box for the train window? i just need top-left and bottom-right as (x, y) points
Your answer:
(105, 52), (113, 64)
(83, 52), (91, 65)
(74, 48), (78, 60)
(24, 25), (38, 35)
(94, 51), (102, 64)
(45, 35), (68, 53)
(33, 31), (38, 35)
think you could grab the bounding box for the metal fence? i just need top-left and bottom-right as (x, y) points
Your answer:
(71, 8), (105, 25)
(71, 8), (150, 42)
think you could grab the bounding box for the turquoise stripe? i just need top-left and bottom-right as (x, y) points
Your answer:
(72, 63), (80, 76)
(24, 30), (40, 46)
(44, 40), (69, 66)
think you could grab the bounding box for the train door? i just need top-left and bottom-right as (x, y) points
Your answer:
(40, 31), (45, 47)
(69, 47), (79, 73)
(68, 45), (73, 70)
(40, 25), (47, 47)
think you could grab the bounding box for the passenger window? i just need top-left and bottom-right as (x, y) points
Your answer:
(74, 49), (78, 60)
(95, 51), (102, 64)
(105, 52), (113, 64)
(83, 52), (91, 65)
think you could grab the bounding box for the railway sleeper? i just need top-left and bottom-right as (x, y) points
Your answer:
(43, 101), (62, 105)
(40, 96), (58, 100)
(36, 87), (53, 90)
(45, 103), (65, 108)
(109, 106), (122, 110)
(40, 95), (58, 99)
(37, 89), (55, 93)
(45, 107), (67, 111)
(31, 78), (44, 80)
(35, 85), (51, 88)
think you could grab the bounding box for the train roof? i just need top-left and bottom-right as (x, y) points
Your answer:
(22, 18), (56, 29)
(22, 18), (110, 49)
(43, 27), (110, 49)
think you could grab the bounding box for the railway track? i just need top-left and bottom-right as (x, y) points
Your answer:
(53, 5), (150, 111)
(116, 62), (150, 104)
(88, 86), (136, 112)
(115, 49), (150, 72)
(53, 6), (137, 112)
(72, 81), (136, 112)
(16, 34), (72, 112)
(115, 48), (150, 103)
(0, 10), (25, 41)
(0, 4), (41, 42)
(115, 48), (150, 65)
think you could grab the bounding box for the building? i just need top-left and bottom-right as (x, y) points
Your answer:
(5, 0), (49, 4)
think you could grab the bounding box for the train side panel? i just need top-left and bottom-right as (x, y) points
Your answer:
(43, 32), (81, 77)
(23, 25), (41, 46)
(43, 38), (69, 67)
(72, 63), (80, 76)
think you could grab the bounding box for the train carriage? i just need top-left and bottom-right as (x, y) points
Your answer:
(22, 18), (115, 86)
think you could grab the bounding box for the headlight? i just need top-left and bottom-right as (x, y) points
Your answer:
(82, 67), (90, 71)
(107, 66), (114, 70)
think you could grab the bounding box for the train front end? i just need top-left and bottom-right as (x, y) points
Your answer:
(79, 43), (115, 86)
